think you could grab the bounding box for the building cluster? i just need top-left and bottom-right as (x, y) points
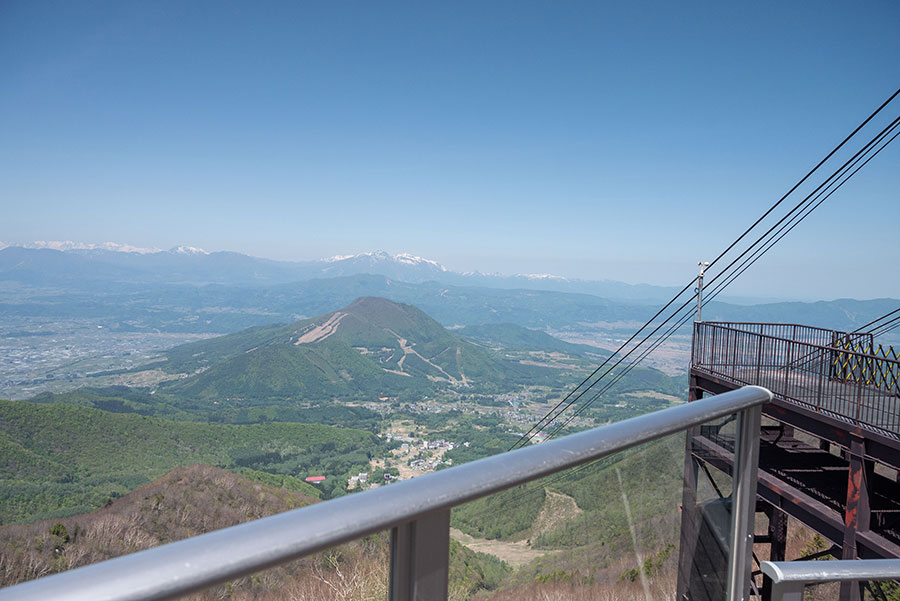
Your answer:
(395, 437), (459, 455)
(407, 456), (451, 471)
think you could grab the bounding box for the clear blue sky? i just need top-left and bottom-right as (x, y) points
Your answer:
(1, 1), (898, 299)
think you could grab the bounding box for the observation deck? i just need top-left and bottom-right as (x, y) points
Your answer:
(684, 321), (900, 601)
(691, 322), (899, 443)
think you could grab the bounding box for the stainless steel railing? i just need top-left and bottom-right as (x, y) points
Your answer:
(761, 558), (900, 601)
(0, 386), (773, 601)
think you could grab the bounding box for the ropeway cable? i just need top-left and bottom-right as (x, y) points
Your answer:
(520, 114), (900, 445)
(508, 277), (697, 450)
(549, 121), (900, 439)
(460, 139), (900, 528)
(539, 118), (900, 440)
(511, 90), (900, 449)
(446, 91), (900, 540)
(855, 307), (900, 334)
(699, 121), (900, 319)
(871, 316), (900, 339)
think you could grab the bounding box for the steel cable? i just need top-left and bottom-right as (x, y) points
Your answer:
(511, 94), (900, 449)
(541, 120), (900, 439)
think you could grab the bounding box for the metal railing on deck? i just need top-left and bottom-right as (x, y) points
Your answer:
(692, 322), (900, 436)
(0, 386), (773, 601)
(761, 558), (900, 601)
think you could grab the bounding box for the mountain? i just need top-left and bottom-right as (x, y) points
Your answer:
(1, 246), (896, 340)
(0, 465), (320, 590)
(155, 297), (542, 403)
(0, 463), (509, 599)
(0, 269), (654, 334)
(699, 297), (900, 331)
(0, 247), (138, 286)
(0, 245), (680, 301)
(318, 250), (448, 281)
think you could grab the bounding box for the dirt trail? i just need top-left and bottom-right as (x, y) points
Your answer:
(531, 489), (582, 538)
(388, 330), (458, 382)
(455, 346), (471, 385)
(449, 528), (551, 568)
(293, 312), (348, 344)
(450, 490), (580, 567)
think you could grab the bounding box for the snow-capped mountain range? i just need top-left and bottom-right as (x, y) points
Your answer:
(1, 240), (211, 256)
(0, 241), (677, 302)
(323, 250), (447, 272)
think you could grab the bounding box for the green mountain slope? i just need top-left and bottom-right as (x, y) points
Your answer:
(0, 463), (510, 598)
(0, 400), (380, 523)
(157, 297), (544, 402)
(0, 465), (321, 589)
(452, 436), (685, 589)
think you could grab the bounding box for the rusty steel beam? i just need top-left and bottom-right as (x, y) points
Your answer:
(840, 436), (873, 601)
(690, 435), (900, 561)
(693, 435), (845, 544)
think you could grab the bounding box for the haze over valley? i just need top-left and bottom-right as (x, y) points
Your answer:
(2, 244), (897, 399)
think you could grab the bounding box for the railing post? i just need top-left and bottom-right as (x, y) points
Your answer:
(756, 335), (764, 386)
(676, 378), (701, 601)
(784, 339), (793, 397)
(390, 509), (451, 601)
(770, 581), (805, 601)
(726, 404), (761, 601)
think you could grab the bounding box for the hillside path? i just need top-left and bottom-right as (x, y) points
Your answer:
(449, 489), (579, 567)
(531, 489), (582, 538)
(449, 528), (551, 568)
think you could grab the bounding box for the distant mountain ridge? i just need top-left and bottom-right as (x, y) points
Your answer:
(1, 245), (897, 342)
(0, 244), (680, 301)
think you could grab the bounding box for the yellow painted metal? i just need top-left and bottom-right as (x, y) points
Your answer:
(832, 339), (899, 390)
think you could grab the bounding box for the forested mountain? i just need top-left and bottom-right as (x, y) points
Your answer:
(154, 297), (550, 402)
(0, 400), (381, 523)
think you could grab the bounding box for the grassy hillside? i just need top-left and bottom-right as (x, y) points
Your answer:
(450, 436), (687, 598)
(0, 465), (321, 588)
(0, 400), (382, 524)
(0, 464), (510, 600)
(451, 435), (685, 553)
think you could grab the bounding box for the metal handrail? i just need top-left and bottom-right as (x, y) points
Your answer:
(692, 322), (900, 436)
(0, 386), (773, 601)
(761, 559), (900, 601)
(700, 322), (892, 364)
(703, 321), (841, 337)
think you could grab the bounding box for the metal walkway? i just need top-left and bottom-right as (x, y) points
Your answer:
(691, 321), (900, 439)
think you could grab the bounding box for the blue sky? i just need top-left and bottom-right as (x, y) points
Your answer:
(1, 1), (898, 299)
